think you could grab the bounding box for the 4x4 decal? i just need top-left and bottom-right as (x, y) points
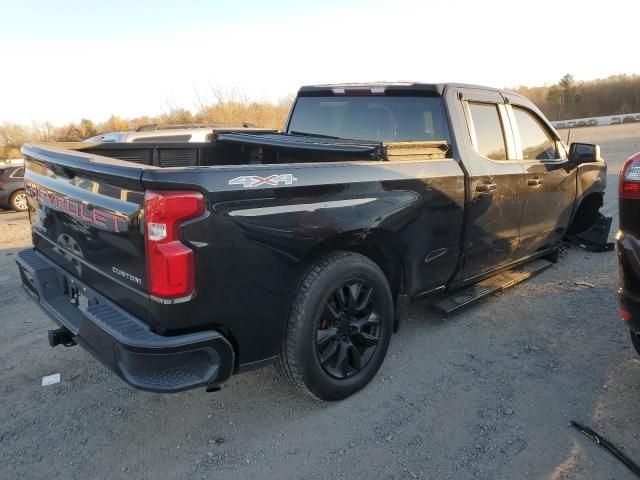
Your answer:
(228, 174), (298, 188)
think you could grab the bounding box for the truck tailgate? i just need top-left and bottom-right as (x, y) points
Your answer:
(21, 143), (150, 320)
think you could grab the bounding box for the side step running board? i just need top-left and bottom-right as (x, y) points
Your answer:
(430, 259), (552, 317)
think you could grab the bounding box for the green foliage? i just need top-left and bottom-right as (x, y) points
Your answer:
(80, 119), (98, 138)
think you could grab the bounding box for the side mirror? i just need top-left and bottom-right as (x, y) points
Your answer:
(569, 143), (601, 163)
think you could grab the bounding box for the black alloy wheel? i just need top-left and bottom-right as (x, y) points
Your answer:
(316, 281), (381, 379)
(277, 251), (394, 401)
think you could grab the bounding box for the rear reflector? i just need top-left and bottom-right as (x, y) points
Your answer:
(144, 190), (205, 299)
(619, 153), (640, 199)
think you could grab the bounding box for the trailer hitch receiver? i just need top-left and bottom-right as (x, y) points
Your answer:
(48, 327), (77, 347)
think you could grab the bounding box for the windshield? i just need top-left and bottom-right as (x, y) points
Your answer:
(287, 95), (450, 143)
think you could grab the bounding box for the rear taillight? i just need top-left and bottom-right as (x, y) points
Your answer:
(620, 153), (640, 199)
(144, 190), (205, 299)
(621, 308), (631, 322)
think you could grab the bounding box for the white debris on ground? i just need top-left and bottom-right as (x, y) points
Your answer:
(41, 373), (61, 387)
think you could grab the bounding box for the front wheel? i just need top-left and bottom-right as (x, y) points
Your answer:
(277, 252), (394, 401)
(631, 330), (640, 356)
(10, 190), (28, 212)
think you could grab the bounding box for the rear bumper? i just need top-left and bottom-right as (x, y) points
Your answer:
(619, 288), (640, 334)
(16, 248), (235, 393)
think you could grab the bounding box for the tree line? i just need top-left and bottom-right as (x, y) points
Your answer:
(0, 90), (293, 160)
(514, 73), (640, 121)
(1, 75), (639, 160)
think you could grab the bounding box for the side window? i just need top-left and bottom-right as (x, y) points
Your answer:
(513, 107), (557, 160)
(11, 167), (24, 178)
(468, 102), (507, 161)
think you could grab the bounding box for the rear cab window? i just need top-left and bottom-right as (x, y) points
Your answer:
(287, 94), (451, 145)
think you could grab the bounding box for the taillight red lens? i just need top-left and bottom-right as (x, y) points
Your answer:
(621, 308), (631, 322)
(620, 153), (640, 199)
(144, 190), (205, 299)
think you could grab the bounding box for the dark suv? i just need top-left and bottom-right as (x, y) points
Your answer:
(0, 165), (26, 212)
(618, 152), (640, 355)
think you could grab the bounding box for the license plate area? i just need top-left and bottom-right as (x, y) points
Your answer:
(62, 276), (93, 314)
(16, 250), (101, 335)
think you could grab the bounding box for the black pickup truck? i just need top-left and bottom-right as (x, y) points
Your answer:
(17, 83), (607, 400)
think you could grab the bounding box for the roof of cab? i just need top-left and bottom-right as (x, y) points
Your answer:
(298, 82), (517, 96)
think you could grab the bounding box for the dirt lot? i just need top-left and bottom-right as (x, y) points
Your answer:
(1, 123), (639, 480)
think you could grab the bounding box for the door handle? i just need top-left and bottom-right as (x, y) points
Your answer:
(475, 183), (497, 193)
(527, 178), (543, 186)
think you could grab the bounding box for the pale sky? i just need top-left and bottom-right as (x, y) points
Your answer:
(0, 0), (637, 125)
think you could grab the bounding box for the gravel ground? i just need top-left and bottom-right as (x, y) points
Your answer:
(1, 123), (639, 480)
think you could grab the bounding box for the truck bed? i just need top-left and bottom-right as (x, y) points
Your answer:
(38, 133), (449, 170)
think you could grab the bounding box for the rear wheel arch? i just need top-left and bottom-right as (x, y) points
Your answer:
(302, 230), (406, 302)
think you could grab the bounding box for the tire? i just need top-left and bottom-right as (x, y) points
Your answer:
(631, 330), (640, 357)
(9, 190), (28, 212)
(277, 251), (394, 401)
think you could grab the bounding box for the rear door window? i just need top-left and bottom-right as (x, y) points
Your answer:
(11, 167), (24, 178)
(467, 103), (508, 161)
(513, 107), (557, 160)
